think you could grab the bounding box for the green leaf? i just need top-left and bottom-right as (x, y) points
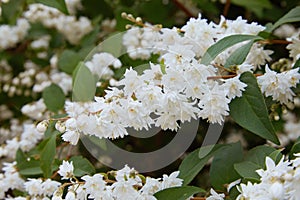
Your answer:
(201, 35), (262, 65)
(224, 40), (257, 69)
(178, 144), (228, 185)
(210, 142), (243, 191)
(290, 137), (300, 159)
(267, 6), (300, 32)
(234, 145), (276, 182)
(269, 149), (283, 164)
(72, 62), (97, 102)
(234, 161), (261, 182)
(58, 50), (82, 74)
(16, 149), (43, 176)
(69, 156), (95, 177)
(229, 72), (280, 144)
(1, 0), (25, 24)
(293, 58), (300, 69)
(42, 84), (65, 113)
(40, 132), (57, 178)
(154, 186), (205, 200)
(231, 0), (272, 17)
(35, 0), (69, 14)
(244, 145), (275, 166)
(99, 32), (124, 57)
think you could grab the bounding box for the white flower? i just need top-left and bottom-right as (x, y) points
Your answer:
(115, 165), (141, 184)
(258, 65), (300, 104)
(82, 174), (106, 198)
(161, 171), (182, 189)
(197, 83), (230, 124)
(287, 36), (300, 61)
(206, 188), (225, 200)
(221, 75), (247, 100)
(140, 177), (161, 195)
(85, 52), (122, 79)
(256, 157), (292, 184)
(118, 67), (143, 96)
(24, 178), (43, 196)
(58, 160), (74, 180)
(42, 179), (61, 196)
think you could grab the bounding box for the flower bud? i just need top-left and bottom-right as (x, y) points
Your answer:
(36, 120), (48, 133)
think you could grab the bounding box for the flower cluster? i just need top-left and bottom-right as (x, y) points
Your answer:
(24, 3), (92, 44)
(0, 123), (44, 159)
(8, 161), (183, 200)
(236, 154), (300, 200)
(258, 65), (300, 104)
(0, 18), (30, 50)
(52, 13), (300, 144)
(123, 14), (272, 68)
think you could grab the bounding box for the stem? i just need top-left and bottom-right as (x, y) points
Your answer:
(259, 39), (292, 45)
(207, 74), (262, 80)
(223, 0), (231, 17)
(172, 0), (196, 18)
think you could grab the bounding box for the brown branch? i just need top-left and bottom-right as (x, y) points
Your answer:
(258, 39), (292, 45)
(207, 74), (262, 80)
(223, 0), (231, 17)
(172, 0), (196, 18)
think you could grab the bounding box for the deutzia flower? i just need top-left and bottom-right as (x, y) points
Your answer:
(198, 83), (230, 124)
(221, 75), (247, 100)
(258, 65), (300, 104)
(24, 178), (43, 196)
(81, 174), (107, 198)
(161, 171), (182, 189)
(206, 188), (225, 200)
(58, 160), (74, 180)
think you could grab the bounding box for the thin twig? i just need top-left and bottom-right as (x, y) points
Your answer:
(207, 74), (262, 80)
(259, 39), (292, 45)
(223, 0), (231, 17)
(172, 0), (196, 18)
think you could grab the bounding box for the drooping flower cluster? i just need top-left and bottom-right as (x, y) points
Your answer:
(258, 65), (300, 104)
(59, 59), (247, 143)
(54, 161), (183, 200)
(236, 154), (300, 200)
(0, 123), (44, 159)
(123, 14), (272, 68)
(0, 18), (30, 50)
(85, 52), (122, 79)
(24, 3), (92, 44)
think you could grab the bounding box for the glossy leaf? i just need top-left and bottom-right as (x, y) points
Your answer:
(16, 149), (43, 176)
(58, 50), (82, 74)
(224, 40), (258, 69)
(42, 84), (65, 113)
(69, 156), (96, 176)
(72, 62), (97, 102)
(178, 144), (228, 185)
(210, 142), (243, 191)
(154, 186), (205, 200)
(229, 72), (280, 144)
(267, 6), (300, 32)
(234, 145), (276, 181)
(40, 132), (57, 178)
(290, 137), (300, 159)
(231, 0), (272, 17)
(234, 161), (261, 182)
(35, 0), (69, 15)
(201, 35), (262, 65)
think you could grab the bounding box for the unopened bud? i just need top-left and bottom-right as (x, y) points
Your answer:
(121, 12), (127, 18)
(55, 121), (66, 133)
(136, 17), (142, 23)
(127, 14), (134, 20)
(125, 24), (132, 29)
(36, 120), (48, 133)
